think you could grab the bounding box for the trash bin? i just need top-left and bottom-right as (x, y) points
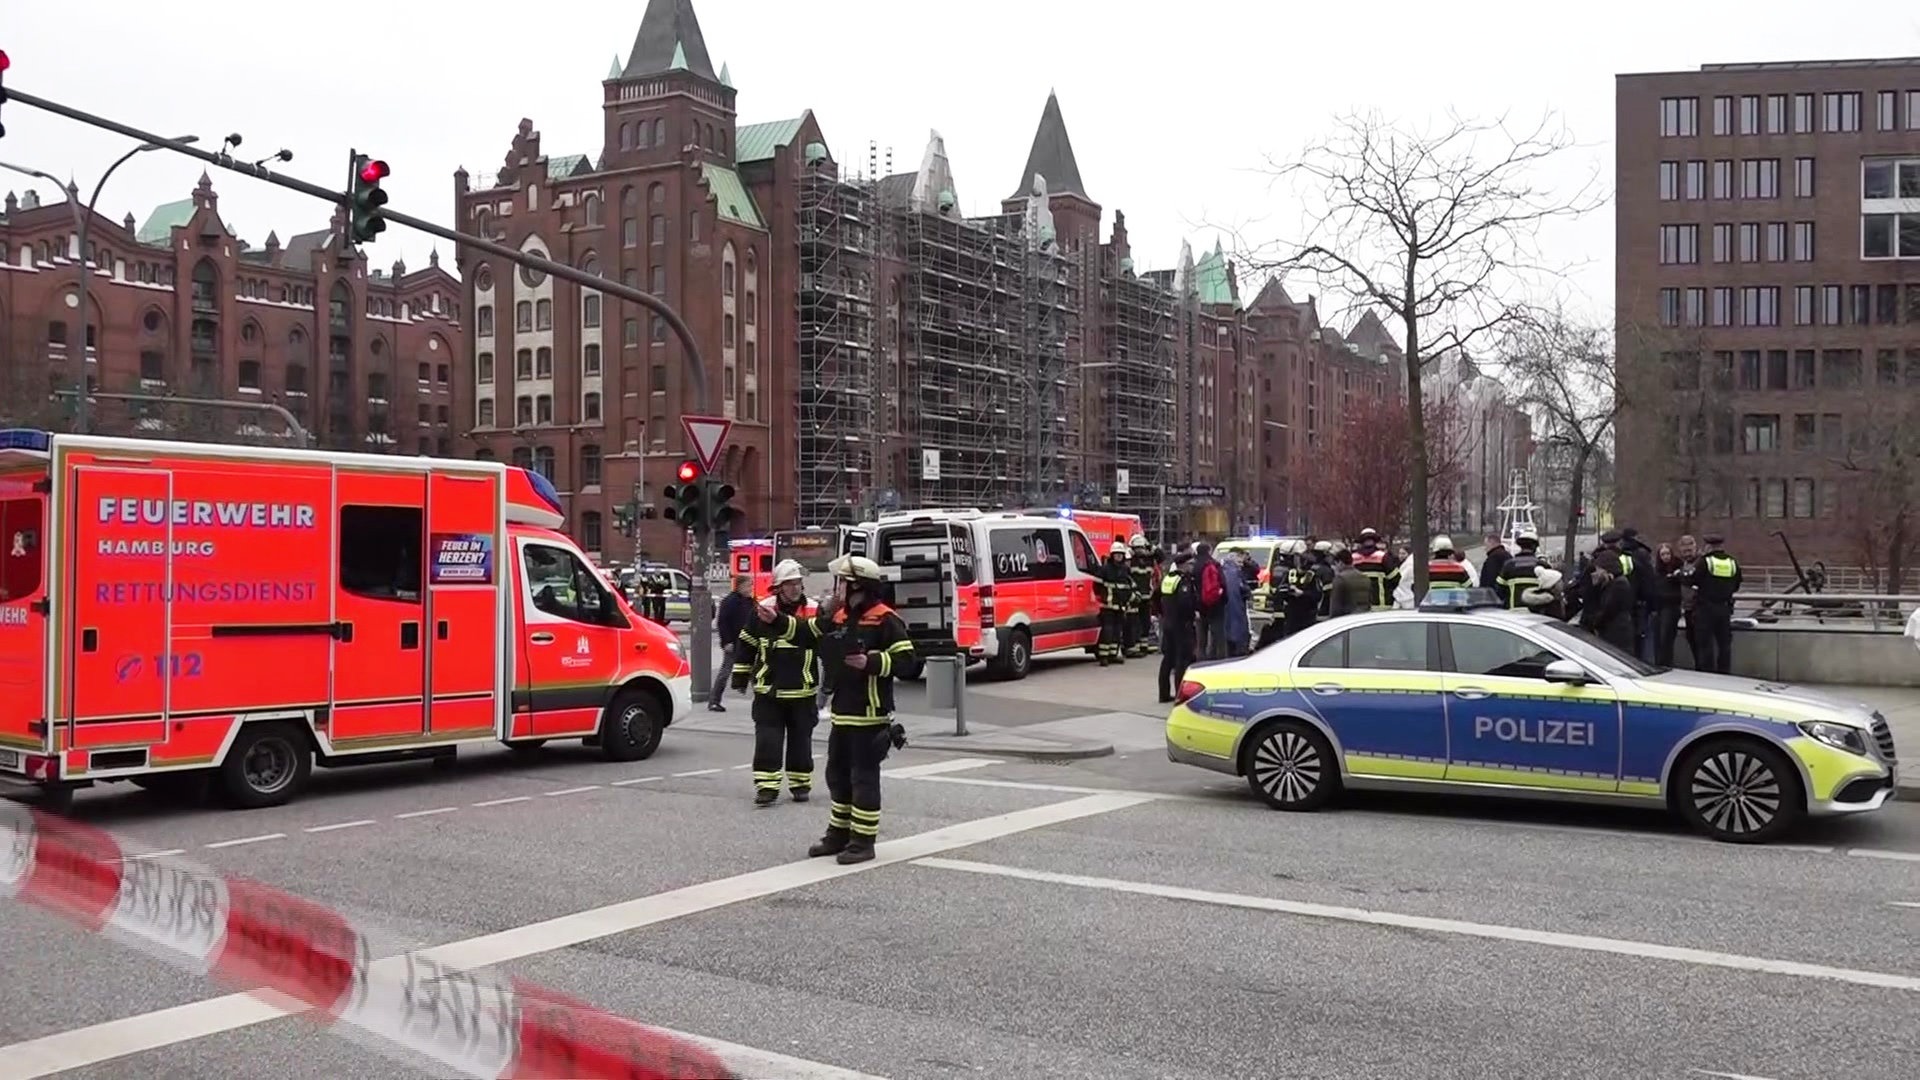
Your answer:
(925, 655), (960, 711)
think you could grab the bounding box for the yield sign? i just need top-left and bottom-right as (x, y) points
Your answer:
(681, 414), (733, 473)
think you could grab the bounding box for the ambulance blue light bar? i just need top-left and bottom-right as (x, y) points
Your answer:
(522, 468), (565, 516)
(0, 429), (52, 452)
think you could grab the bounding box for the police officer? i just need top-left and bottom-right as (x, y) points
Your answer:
(733, 559), (820, 806)
(1094, 541), (1133, 666)
(775, 554), (915, 865)
(1494, 531), (1544, 609)
(1309, 540), (1336, 616)
(1350, 527), (1397, 610)
(1126, 535), (1157, 657)
(1156, 549), (1198, 703)
(1692, 534), (1741, 674)
(1280, 540), (1323, 640)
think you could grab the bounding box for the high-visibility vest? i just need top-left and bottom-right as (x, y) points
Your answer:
(1705, 554), (1738, 578)
(1353, 549), (1390, 606)
(1427, 558), (1472, 590)
(1495, 553), (1540, 609)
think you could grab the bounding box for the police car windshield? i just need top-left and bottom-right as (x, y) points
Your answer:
(1531, 621), (1664, 678)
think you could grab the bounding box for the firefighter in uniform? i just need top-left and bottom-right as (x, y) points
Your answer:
(733, 559), (820, 806)
(1394, 536), (1479, 607)
(1280, 539), (1324, 640)
(1692, 534), (1741, 674)
(1126, 534), (1157, 657)
(1351, 528), (1397, 610)
(1493, 530), (1544, 609)
(1095, 541), (1134, 666)
(769, 555), (914, 865)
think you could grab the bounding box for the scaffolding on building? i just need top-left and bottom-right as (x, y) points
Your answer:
(1100, 270), (1177, 518)
(796, 160), (877, 528)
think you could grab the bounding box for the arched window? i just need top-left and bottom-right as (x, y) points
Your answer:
(722, 243), (736, 297)
(475, 209), (492, 238)
(535, 299), (552, 330)
(582, 443), (603, 482)
(583, 392), (602, 422)
(622, 186), (638, 212)
(583, 195), (601, 228)
(649, 183), (664, 205)
(637, 120), (652, 149)
(653, 118), (664, 145)
(329, 280), (352, 325)
(533, 445), (555, 478)
(536, 347), (552, 378)
(191, 260), (219, 310)
(477, 305), (494, 336)
(582, 295), (601, 329)
(515, 301), (533, 332)
(619, 123), (632, 150)
(580, 254), (599, 276)
(583, 344), (601, 375)
(650, 215), (666, 244)
(478, 398), (495, 427)
(516, 349), (533, 379)
(477, 352), (495, 384)
(704, 123), (714, 150)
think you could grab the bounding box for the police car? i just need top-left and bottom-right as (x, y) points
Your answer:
(1164, 590), (1899, 843)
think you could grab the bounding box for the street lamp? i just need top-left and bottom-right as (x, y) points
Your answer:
(0, 134), (200, 435)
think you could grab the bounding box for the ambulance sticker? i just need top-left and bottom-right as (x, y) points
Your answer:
(431, 533), (494, 585)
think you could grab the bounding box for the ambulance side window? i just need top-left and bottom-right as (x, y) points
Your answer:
(1069, 531), (1098, 575)
(522, 543), (623, 627)
(0, 498), (43, 602)
(339, 505), (423, 603)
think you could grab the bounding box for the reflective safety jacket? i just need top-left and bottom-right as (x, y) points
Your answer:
(1352, 547), (1396, 608)
(1095, 558), (1134, 611)
(1697, 552), (1742, 606)
(733, 596), (819, 699)
(1427, 558), (1473, 590)
(1494, 553), (1541, 609)
(780, 600), (916, 726)
(1128, 557), (1156, 611)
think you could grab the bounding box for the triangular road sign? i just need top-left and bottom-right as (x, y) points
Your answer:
(681, 414), (733, 473)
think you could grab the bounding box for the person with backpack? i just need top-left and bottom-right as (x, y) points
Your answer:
(1192, 542), (1228, 660)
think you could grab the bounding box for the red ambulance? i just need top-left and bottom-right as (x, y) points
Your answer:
(0, 430), (692, 809)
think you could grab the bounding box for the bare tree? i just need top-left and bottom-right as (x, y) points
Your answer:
(1833, 392), (1920, 592)
(1243, 111), (1600, 598)
(1499, 306), (1622, 565)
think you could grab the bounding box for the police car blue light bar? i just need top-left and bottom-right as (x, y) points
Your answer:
(1417, 587), (1506, 612)
(0, 429), (53, 453)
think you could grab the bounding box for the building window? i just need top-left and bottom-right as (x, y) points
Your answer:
(651, 266), (667, 296)
(623, 318), (639, 347)
(623, 218), (638, 247)
(583, 392), (601, 422)
(584, 343), (601, 376)
(1739, 95), (1760, 135)
(516, 349), (533, 379)
(582, 294), (601, 328)
(1822, 91), (1861, 133)
(477, 351), (494, 384)
(1794, 157), (1814, 198)
(1740, 286), (1779, 327)
(1660, 97), (1698, 137)
(650, 214), (666, 244)
(1863, 157), (1920, 200)
(1763, 479), (1787, 519)
(478, 399), (495, 427)
(1796, 351), (1819, 389)
(1712, 160), (1732, 199)
(580, 444), (602, 488)
(1878, 90), (1899, 132)
(1793, 285), (1815, 326)
(1711, 287), (1732, 327)
(1764, 221), (1786, 262)
(1821, 285), (1843, 325)
(1792, 221), (1815, 261)
(1741, 414), (1780, 453)
(1684, 160), (1705, 200)
(1711, 223), (1732, 263)
(723, 250), (737, 294)
(1766, 94), (1787, 134)
(536, 394), (553, 424)
(584, 194), (602, 227)
(1658, 161), (1678, 201)
(1658, 224), (1698, 265)
(515, 301), (533, 332)
(477, 305), (494, 337)
(724, 313), (735, 348)
(1712, 96), (1733, 136)
(238, 360), (260, 390)
(1738, 223), (1759, 263)
(651, 315), (668, 343)
(1791, 479), (1816, 519)
(1684, 287), (1705, 326)
(516, 395), (533, 425)
(535, 299), (552, 331)
(1793, 93), (1815, 133)
(536, 347), (553, 378)
(1866, 213), (1920, 259)
(533, 446), (555, 480)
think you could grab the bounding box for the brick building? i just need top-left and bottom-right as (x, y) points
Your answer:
(1615, 57), (1920, 567)
(0, 174), (463, 450)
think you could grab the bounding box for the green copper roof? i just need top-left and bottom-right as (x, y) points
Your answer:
(607, 55), (622, 79)
(546, 154), (590, 180)
(669, 41), (688, 71)
(702, 164), (763, 229)
(735, 117), (804, 164)
(136, 198), (195, 245)
(719, 62), (732, 88)
(1192, 242), (1237, 308)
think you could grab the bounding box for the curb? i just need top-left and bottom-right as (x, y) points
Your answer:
(907, 737), (1116, 763)
(0, 808), (737, 1080)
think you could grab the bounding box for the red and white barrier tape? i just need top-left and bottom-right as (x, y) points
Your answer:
(1, 809), (736, 1079)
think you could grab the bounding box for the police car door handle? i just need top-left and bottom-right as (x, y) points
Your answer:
(1309, 683), (1346, 696)
(1451, 687), (1491, 701)
(529, 632), (556, 645)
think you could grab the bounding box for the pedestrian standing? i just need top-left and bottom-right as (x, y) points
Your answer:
(1095, 542), (1134, 666)
(709, 575), (754, 712)
(1193, 543), (1227, 659)
(735, 560), (821, 806)
(1156, 550), (1198, 703)
(1692, 534), (1741, 674)
(1326, 547), (1374, 617)
(1221, 550), (1251, 657)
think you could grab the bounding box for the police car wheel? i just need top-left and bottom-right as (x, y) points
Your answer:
(1674, 737), (1804, 844)
(599, 689), (664, 763)
(220, 722), (312, 809)
(1242, 720), (1338, 812)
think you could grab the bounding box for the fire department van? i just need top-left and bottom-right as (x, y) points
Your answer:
(1023, 508), (1146, 551)
(0, 430), (692, 809)
(727, 537), (774, 596)
(845, 508), (1104, 680)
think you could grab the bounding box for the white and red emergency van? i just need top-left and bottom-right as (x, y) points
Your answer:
(844, 508), (1105, 680)
(0, 430), (692, 809)
(1022, 508), (1146, 552)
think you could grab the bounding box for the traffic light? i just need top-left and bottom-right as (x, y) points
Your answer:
(705, 480), (738, 548)
(1, 50), (11, 140)
(662, 460), (704, 532)
(348, 152), (390, 245)
(612, 504), (634, 538)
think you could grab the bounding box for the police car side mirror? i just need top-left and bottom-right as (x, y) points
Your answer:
(1543, 659), (1590, 686)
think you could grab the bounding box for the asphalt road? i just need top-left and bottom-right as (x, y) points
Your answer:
(1, 687), (1917, 1079)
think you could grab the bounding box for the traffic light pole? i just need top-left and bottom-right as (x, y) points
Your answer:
(7, 83), (724, 701)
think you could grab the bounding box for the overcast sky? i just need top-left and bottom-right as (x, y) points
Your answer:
(4, 0), (1914, 328)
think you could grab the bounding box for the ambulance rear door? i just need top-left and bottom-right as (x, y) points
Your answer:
(424, 469), (505, 740)
(0, 471), (50, 759)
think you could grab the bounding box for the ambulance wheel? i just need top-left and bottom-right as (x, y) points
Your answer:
(220, 722), (311, 809)
(599, 689), (664, 763)
(991, 629), (1033, 681)
(1672, 736), (1804, 844)
(1241, 719), (1338, 812)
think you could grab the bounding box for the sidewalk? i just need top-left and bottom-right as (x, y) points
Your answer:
(676, 707), (1127, 761)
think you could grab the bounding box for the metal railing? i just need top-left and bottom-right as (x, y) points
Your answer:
(1733, 592), (1917, 631)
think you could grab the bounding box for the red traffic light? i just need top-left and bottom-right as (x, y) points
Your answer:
(358, 158), (389, 184)
(675, 461), (700, 483)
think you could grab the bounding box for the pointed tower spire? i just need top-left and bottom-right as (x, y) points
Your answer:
(719, 61), (732, 87)
(622, 0), (717, 81)
(1007, 91), (1088, 202)
(608, 54), (623, 80)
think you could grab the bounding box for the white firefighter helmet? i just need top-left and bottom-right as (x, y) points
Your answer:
(1129, 533), (1150, 550)
(827, 554), (885, 582)
(1431, 534), (1455, 555)
(771, 558), (806, 586)
(1109, 541), (1130, 558)
(1358, 527), (1379, 540)
(1283, 538), (1308, 556)
(1313, 540), (1333, 553)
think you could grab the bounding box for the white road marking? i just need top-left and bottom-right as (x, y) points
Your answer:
(0, 792), (1152, 1075)
(302, 820), (373, 834)
(472, 796), (531, 807)
(884, 757), (1004, 779)
(203, 833), (284, 850)
(542, 785), (600, 797)
(672, 768), (723, 778)
(730, 763), (750, 770)
(1890, 901), (1920, 909)
(896, 773), (1204, 802)
(1689, 1070), (1780, 1080)
(393, 806), (459, 820)
(660, 1026), (889, 1080)
(610, 776), (662, 786)
(124, 849), (186, 861)
(1850, 848), (1920, 863)
(916, 858), (1920, 993)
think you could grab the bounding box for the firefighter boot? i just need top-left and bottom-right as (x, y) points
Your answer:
(790, 786), (811, 803)
(836, 835), (876, 865)
(754, 788), (779, 807)
(808, 828), (849, 858)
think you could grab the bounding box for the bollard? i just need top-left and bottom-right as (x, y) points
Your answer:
(921, 654), (969, 736)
